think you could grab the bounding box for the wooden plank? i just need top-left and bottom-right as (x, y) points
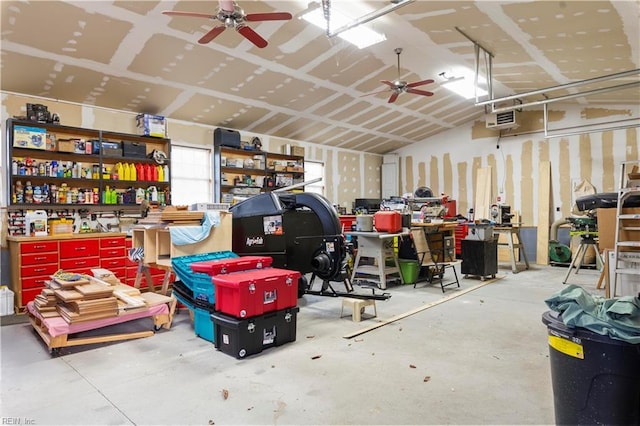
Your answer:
(343, 275), (504, 339)
(474, 167), (492, 220)
(537, 161), (552, 265)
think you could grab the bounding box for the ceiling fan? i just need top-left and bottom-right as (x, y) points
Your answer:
(162, 0), (292, 48)
(362, 48), (435, 103)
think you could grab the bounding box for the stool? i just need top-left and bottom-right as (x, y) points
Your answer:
(340, 298), (377, 322)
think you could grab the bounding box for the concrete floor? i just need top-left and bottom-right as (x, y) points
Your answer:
(0, 261), (605, 425)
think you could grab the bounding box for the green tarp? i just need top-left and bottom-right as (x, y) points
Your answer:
(545, 284), (640, 344)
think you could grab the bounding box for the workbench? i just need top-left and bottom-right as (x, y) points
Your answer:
(346, 230), (408, 289)
(26, 295), (176, 354)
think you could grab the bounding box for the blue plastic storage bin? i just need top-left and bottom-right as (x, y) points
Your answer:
(172, 251), (237, 291)
(194, 307), (215, 343)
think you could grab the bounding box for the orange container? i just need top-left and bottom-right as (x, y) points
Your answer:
(374, 211), (402, 233)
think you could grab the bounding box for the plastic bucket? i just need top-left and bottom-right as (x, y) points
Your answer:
(398, 259), (420, 284)
(542, 310), (640, 425)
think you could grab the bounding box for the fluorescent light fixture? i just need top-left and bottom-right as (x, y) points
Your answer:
(300, 7), (386, 49)
(440, 70), (488, 99)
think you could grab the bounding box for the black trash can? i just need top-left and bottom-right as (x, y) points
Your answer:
(542, 310), (640, 425)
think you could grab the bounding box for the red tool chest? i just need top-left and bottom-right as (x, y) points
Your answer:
(190, 255), (272, 275)
(213, 268), (300, 318)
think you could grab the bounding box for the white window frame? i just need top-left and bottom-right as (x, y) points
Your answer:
(170, 143), (213, 206)
(304, 160), (325, 196)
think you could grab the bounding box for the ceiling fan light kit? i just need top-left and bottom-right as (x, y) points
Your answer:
(362, 48), (434, 103)
(162, 1), (292, 48)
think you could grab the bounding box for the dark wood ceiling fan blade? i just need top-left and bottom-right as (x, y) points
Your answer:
(237, 25), (268, 48)
(162, 11), (216, 19)
(198, 26), (226, 44)
(245, 12), (293, 21)
(380, 80), (396, 87)
(407, 88), (434, 96)
(388, 92), (400, 103)
(407, 79), (435, 88)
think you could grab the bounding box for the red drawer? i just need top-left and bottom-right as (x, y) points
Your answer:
(100, 247), (125, 258)
(214, 268), (299, 319)
(22, 275), (53, 290)
(152, 271), (175, 283)
(60, 256), (100, 270)
(109, 267), (126, 281)
(21, 287), (43, 307)
(125, 258), (138, 267)
(101, 257), (125, 269)
(126, 265), (139, 278)
(20, 241), (57, 255)
(20, 263), (59, 279)
(60, 239), (99, 258)
(100, 236), (125, 248)
(22, 252), (58, 266)
(125, 277), (149, 289)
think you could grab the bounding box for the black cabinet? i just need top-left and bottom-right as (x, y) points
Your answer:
(461, 239), (498, 280)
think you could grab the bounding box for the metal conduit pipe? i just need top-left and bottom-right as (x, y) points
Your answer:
(327, 0), (415, 37)
(476, 68), (640, 108)
(488, 81), (640, 114)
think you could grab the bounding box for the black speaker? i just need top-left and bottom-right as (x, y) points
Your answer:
(214, 128), (241, 148)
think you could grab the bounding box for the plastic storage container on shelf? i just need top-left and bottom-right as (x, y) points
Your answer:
(211, 307), (300, 359)
(190, 256), (272, 276)
(213, 268), (300, 319)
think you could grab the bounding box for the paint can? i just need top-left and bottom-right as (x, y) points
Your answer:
(356, 215), (374, 232)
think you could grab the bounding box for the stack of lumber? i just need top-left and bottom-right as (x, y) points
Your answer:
(31, 270), (152, 323)
(161, 206), (203, 225)
(51, 274), (119, 323)
(57, 297), (119, 323)
(33, 289), (57, 317)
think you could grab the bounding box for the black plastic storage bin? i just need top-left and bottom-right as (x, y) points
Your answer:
(211, 307), (299, 359)
(542, 310), (640, 425)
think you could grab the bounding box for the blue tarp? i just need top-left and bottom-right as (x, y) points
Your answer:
(169, 211), (221, 245)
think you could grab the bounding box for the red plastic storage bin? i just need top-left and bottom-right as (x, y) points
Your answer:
(213, 268), (300, 318)
(374, 211), (402, 233)
(190, 255), (272, 275)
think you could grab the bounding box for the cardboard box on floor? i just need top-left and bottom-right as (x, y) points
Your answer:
(597, 207), (640, 251)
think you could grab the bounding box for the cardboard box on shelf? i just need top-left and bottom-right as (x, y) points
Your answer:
(291, 146), (304, 157)
(57, 139), (77, 153)
(13, 125), (47, 150)
(136, 114), (167, 138)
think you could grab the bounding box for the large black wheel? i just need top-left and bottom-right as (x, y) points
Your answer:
(298, 275), (308, 298)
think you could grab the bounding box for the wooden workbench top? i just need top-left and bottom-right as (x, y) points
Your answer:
(7, 232), (127, 242)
